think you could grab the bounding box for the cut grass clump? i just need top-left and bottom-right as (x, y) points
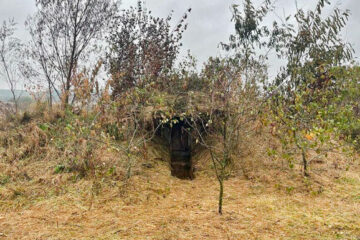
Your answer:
(54, 165), (65, 174)
(0, 174), (10, 185)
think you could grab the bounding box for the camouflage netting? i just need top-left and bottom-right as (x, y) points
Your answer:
(139, 91), (214, 125)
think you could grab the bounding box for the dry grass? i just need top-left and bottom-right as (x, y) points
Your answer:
(1, 144), (360, 240)
(0, 116), (360, 239)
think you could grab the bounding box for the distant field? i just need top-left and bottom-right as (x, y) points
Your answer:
(0, 89), (31, 102)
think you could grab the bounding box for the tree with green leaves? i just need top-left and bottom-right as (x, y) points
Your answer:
(268, 0), (354, 176)
(329, 66), (360, 151)
(271, 0), (353, 91)
(222, 0), (272, 89)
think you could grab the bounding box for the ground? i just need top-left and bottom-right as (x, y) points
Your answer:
(1, 151), (360, 240)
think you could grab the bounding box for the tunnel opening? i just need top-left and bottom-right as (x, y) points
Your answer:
(155, 118), (194, 180)
(170, 120), (194, 179)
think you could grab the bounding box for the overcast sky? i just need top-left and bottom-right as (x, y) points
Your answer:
(0, 0), (359, 89)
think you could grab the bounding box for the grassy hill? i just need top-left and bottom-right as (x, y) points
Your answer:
(0, 111), (359, 239)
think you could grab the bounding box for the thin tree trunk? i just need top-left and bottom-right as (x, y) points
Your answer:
(48, 79), (53, 111)
(302, 147), (308, 177)
(64, 1), (80, 107)
(0, 54), (18, 114)
(209, 151), (224, 215)
(293, 131), (309, 177)
(11, 89), (18, 114)
(218, 177), (224, 215)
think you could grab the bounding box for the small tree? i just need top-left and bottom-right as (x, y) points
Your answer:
(187, 0), (273, 215)
(107, 0), (191, 97)
(268, 0), (354, 176)
(26, 0), (119, 107)
(222, 0), (272, 88)
(0, 19), (23, 113)
(271, 0), (353, 91)
(328, 66), (360, 151)
(188, 57), (262, 215)
(92, 82), (163, 180)
(269, 86), (345, 176)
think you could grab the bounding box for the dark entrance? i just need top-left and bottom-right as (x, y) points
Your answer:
(170, 121), (194, 179)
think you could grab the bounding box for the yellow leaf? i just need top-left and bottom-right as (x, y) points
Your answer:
(305, 134), (313, 140)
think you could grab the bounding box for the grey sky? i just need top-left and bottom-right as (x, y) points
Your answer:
(0, 0), (359, 89)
